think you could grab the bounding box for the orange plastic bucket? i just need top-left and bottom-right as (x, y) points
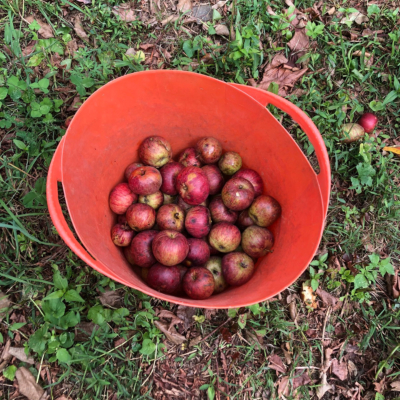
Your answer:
(47, 71), (330, 309)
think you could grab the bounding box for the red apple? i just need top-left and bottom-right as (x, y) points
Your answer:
(139, 136), (172, 168)
(124, 162), (143, 181)
(184, 238), (211, 267)
(358, 112), (378, 134)
(222, 252), (255, 286)
(233, 169), (263, 197)
(163, 193), (177, 205)
(209, 222), (241, 253)
(128, 166), (162, 195)
(126, 203), (156, 231)
(209, 195), (238, 224)
(109, 183), (137, 214)
(147, 263), (181, 294)
(218, 151), (242, 175)
(156, 204), (185, 232)
(152, 230), (189, 266)
(176, 166), (210, 205)
(205, 257), (228, 293)
(202, 165), (224, 195)
(237, 209), (255, 230)
(111, 223), (135, 247)
(196, 137), (222, 164)
(249, 195), (281, 227)
(242, 226), (274, 258)
(177, 196), (208, 212)
(128, 230), (158, 268)
(123, 246), (136, 265)
(182, 267), (215, 300)
(185, 206), (212, 238)
(178, 147), (203, 167)
(160, 161), (185, 195)
(221, 177), (255, 211)
(138, 191), (164, 210)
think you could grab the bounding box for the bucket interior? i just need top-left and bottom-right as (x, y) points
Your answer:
(61, 71), (324, 308)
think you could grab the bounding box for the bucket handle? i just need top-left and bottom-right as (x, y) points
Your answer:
(230, 84), (330, 217)
(46, 137), (130, 284)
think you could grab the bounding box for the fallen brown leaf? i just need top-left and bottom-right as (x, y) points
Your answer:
(176, 305), (196, 330)
(292, 371), (311, 390)
(189, 335), (202, 347)
(74, 17), (89, 40)
(157, 309), (184, 331)
(125, 48), (136, 58)
(16, 367), (47, 400)
(177, 0), (192, 13)
(161, 15), (179, 26)
(285, 0), (308, 28)
(316, 372), (332, 399)
(66, 40), (78, 56)
(316, 288), (342, 308)
(287, 29), (309, 58)
(68, 96), (82, 111)
(74, 322), (98, 341)
(55, 396), (73, 400)
(154, 320), (186, 345)
(245, 330), (262, 348)
(22, 41), (37, 57)
(331, 358), (348, 381)
(347, 360), (358, 377)
(277, 376), (290, 397)
(0, 291), (11, 321)
(99, 291), (122, 308)
(391, 270), (399, 299)
(390, 381), (400, 391)
(255, 53), (308, 96)
(113, 3), (136, 22)
(340, 11), (369, 25)
(301, 283), (317, 309)
(214, 24), (230, 36)
(212, 0), (227, 9)
(8, 347), (35, 364)
(1, 339), (11, 362)
(26, 16), (53, 39)
(268, 354), (286, 374)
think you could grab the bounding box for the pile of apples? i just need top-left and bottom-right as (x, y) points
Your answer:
(109, 136), (281, 300)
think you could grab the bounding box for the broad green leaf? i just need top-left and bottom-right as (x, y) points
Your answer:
(207, 385), (215, 400)
(27, 52), (44, 67)
(37, 38), (64, 55)
(13, 139), (27, 150)
(383, 90), (397, 105)
(64, 289), (85, 302)
(43, 290), (65, 300)
(248, 303), (260, 315)
(28, 324), (49, 354)
(42, 298), (66, 319)
(320, 253), (329, 263)
(368, 254), (380, 265)
(227, 308), (238, 318)
(88, 305), (106, 325)
(10, 322), (27, 331)
(311, 279), (319, 291)
(379, 261), (394, 277)
(56, 348), (72, 363)
(53, 270), (68, 290)
(183, 40), (195, 58)
(212, 9), (222, 21)
(60, 311), (80, 328)
(354, 274), (368, 290)
(255, 329), (266, 336)
(140, 339), (156, 355)
(34, 177), (46, 194)
(81, 77), (95, 88)
(367, 4), (380, 16)
(3, 365), (17, 381)
(112, 307), (129, 324)
(0, 87), (8, 100)
(238, 313), (247, 329)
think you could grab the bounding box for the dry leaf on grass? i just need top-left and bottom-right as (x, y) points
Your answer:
(176, 305), (196, 330)
(390, 381), (400, 391)
(204, 308), (217, 320)
(189, 335), (202, 347)
(162, 15), (179, 26)
(301, 283), (317, 309)
(316, 372), (332, 399)
(16, 367), (47, 400)
(347, 360), (358, 377)
(157, 309), (184, 331)
(26, 16), (53, 38)
(254, 53), (308, 96)
(214, 25), (230, 36)
(67, 40), (78, 56)
(245, 330), (262, 348)
(113, 3), (136, 22)
(390, 270), (400, 299)
(77, 0), (91, 3)
(316, 288), (342, 308)
(74, 17), (88, 40)
(0, 291), (11, 321)
(277, 376), (290, 397)
(268, 354), (286, 374)
(340, 11), (369, 25)
(68, 96), (82, 111)
(287, 29), (309, 58)
(22, 41), (37, 57)
(1, 339), (11, 362)
(331, 358), (348, 381)
(74, 322), (98, 342)
(56, 396), (73, 400)
(383, 147), (400, 156)
(125, 48), (136, 58)
(99, 291), (122, 308)
(177, 0), (192, 13)
(154, 320), (186, 345)
(292, 371), (311, 390)
(8, 347), (35, 364)
(285, 0), (308, 29)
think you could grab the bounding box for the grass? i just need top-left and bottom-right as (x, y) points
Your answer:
(0, 0), (400, 398)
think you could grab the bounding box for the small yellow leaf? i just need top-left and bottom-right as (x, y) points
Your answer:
(301, 283), (318, 309)
(383, 146), (400, 156)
